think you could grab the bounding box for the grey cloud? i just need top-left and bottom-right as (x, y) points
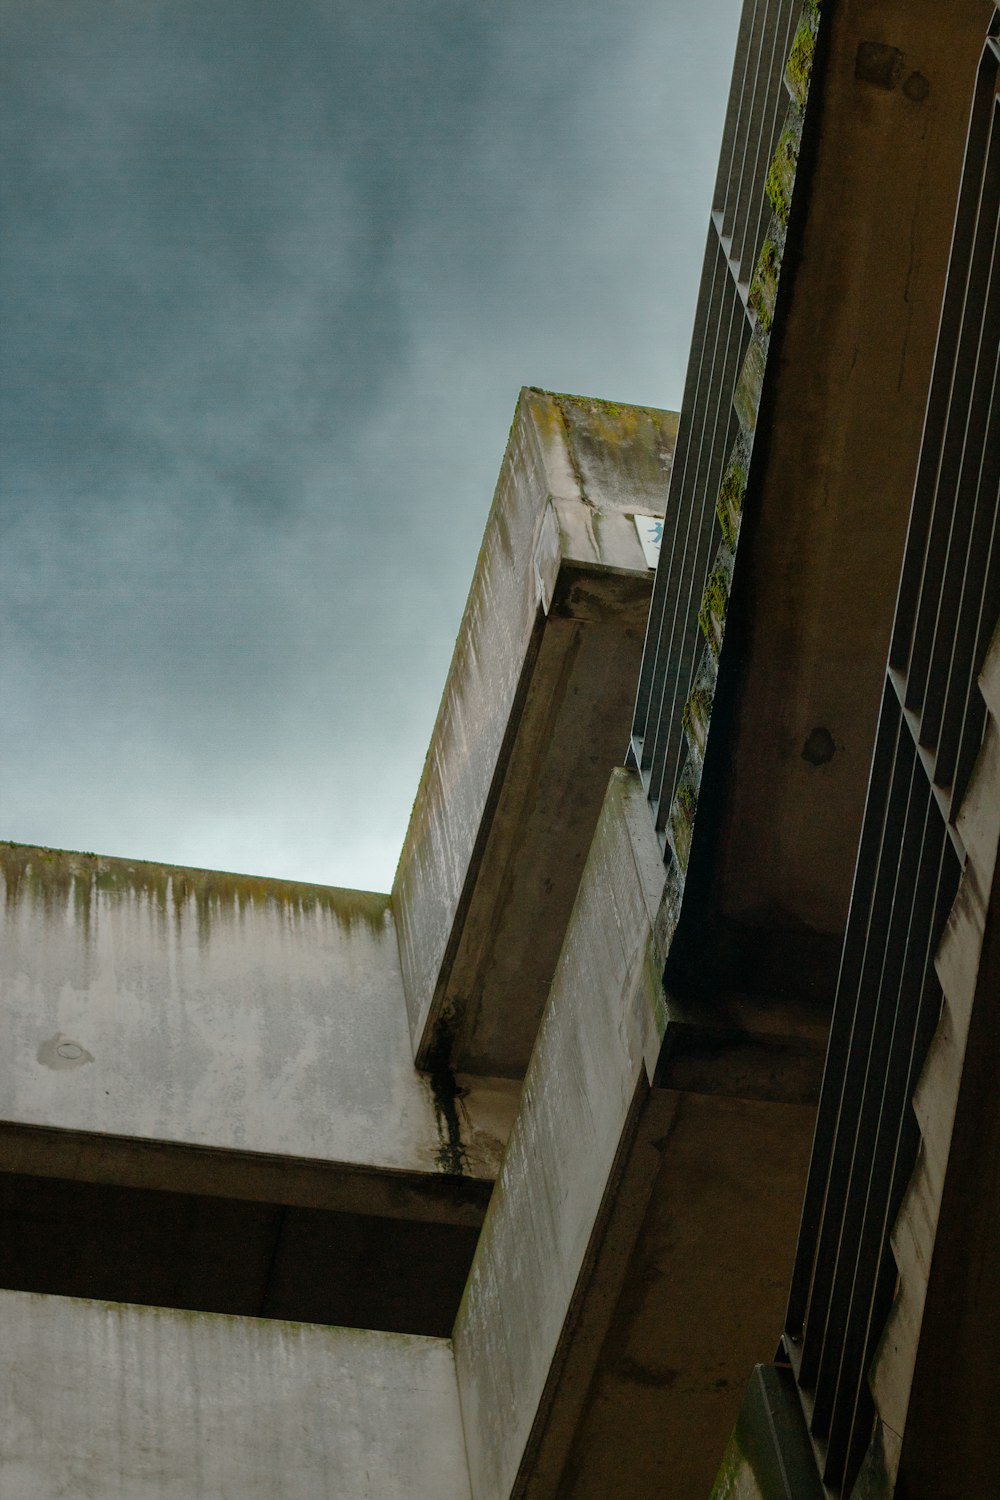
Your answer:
(1, 0), (741, 888)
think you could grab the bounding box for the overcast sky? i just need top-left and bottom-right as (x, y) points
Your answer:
(1, 0), (740, 893)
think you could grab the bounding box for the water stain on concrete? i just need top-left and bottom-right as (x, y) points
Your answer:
(37, 1034), (94, 1070)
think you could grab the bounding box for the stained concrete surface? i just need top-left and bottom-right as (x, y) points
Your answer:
(453, 767), (822, 1498)
(453, 768), (666, 1500)
(0, 844), (518, 1194)
(0, 1289), (472, 1499)
(393, 389), (675, 1076)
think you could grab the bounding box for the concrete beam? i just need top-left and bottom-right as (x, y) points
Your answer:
(453, 769), (823, 1498)
(453, 768), (666, 1500)
(393, 389), (676, 1077)
(696, 0), (997, 1003)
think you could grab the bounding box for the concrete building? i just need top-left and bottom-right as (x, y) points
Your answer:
(1, 2), (998, 1497)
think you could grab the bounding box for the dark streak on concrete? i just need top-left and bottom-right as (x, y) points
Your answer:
(903, 71), (930, 103)
(425, 1017), (470, 1176)
(855, 42), (905, 91)
(801, 727), (836, 766)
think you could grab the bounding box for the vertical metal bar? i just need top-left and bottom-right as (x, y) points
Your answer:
(891, 54), (1000, 675)
(820, 777), (937, 1479)
(798, 709), (913, 1395)
(785, 681), (901, 1337)
(634, 234), (720, 755)
(916, 118), (1000, 745)
(808, 740), (924, 1435)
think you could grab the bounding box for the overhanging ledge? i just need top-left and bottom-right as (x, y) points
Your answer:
(393, 388), (676, 1077)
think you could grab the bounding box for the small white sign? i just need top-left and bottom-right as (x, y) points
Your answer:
(634, 514), (664, 570)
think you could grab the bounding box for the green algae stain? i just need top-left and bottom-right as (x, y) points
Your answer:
(765, 127), (800, 230)
(669, 773), (699, 873)
(717, 460), (748, 553)
(785, 20), (816, 111)
(681, 684), (714, 758)
(698, 566), (730, 660)
(708, 1435), (747, 1500)
(0, 841), (390, 943)
(748, 238), (780, 336)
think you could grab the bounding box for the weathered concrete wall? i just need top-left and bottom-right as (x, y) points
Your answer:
(453, 768), (666, 1500)
(0, 845), (517, 1196)
(393, 389), (675, 1064)
(0, 1289), (471, 1499)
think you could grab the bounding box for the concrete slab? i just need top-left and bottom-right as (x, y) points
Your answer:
(0, 1289), (471, 1500)
(0, 845), (518, 1204)
(393, 389), (676, 1077)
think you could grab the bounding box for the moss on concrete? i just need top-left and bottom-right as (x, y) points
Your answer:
(681, 684), (714, 758)
(765, 126), (800, 229)
(698, 566), (730, 659)
(0, 841), (390, 940)
(717, 460), (748, 552)
(708, 1434), (749, 1500)
(734, 334), (768, 436)
(785, 21), (816, 111)
(748, 238), (780, 336)
(550, 391), (679, 511)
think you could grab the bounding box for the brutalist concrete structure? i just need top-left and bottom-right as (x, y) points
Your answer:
(2, 3), (999, 1497)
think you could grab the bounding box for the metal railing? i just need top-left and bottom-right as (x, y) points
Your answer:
(631, 0), (799, 835)
(783, 26), (1000, 1493)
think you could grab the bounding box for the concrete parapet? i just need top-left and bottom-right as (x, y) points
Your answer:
(393, 389), (675, 1077)
(0, 1289), (471, 1499)
(0, 843), (515, 1187)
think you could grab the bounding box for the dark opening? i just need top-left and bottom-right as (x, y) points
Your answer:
(0, 1170), (480, 1337)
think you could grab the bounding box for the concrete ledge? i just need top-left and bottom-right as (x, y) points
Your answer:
(393, 390), (675, 1076)
(0, 1120), (493, 1226)
(0, 844), (517, 1185)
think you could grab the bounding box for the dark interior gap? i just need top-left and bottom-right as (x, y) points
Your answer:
(0, 1170), (480, 1339)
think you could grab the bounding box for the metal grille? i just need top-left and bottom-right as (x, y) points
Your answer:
(633, 233), (748, 831)
(713, 0), (801, 287)
(631, 0), (798, 833)
(783, 29), (1000, 1495)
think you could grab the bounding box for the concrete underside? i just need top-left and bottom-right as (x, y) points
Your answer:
(442, 563), (655, 1077)
(0, 1169), (479, 1337)
(547, 1090), (815, 1499)
(0, 1290), (472, 1500)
